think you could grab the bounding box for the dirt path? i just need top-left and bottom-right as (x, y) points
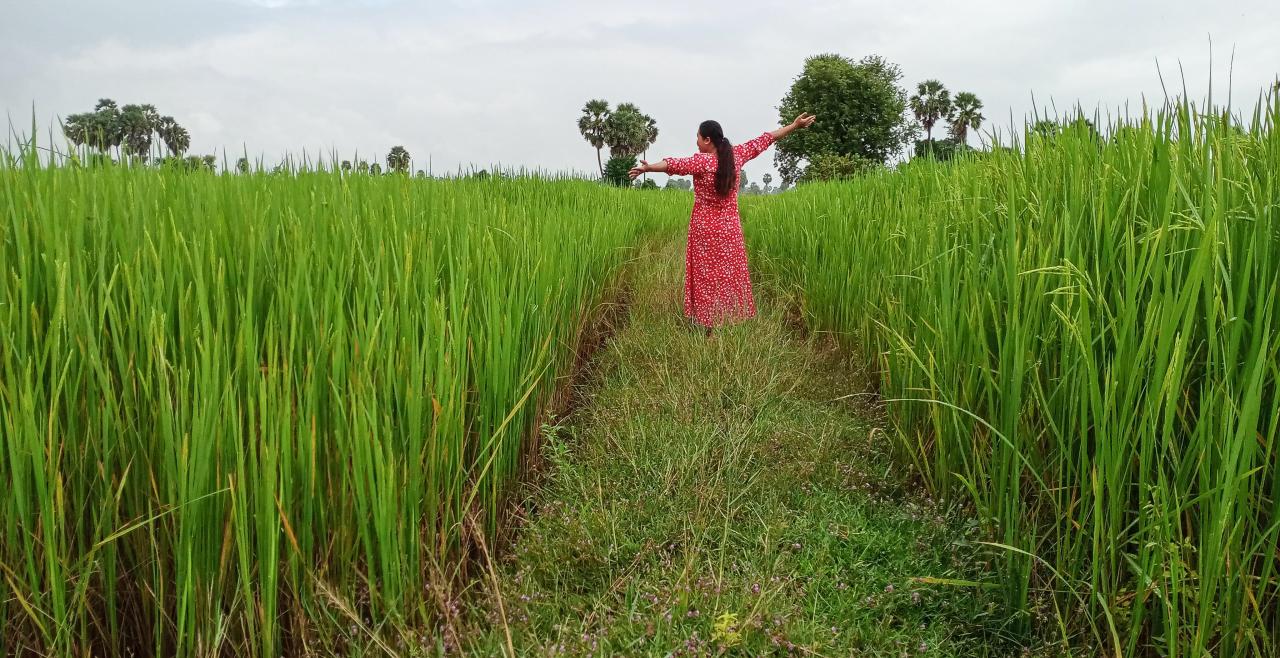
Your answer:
(461, 245), (1007, 656)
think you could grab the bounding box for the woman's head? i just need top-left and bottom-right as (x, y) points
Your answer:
(697, 120), (735, 197)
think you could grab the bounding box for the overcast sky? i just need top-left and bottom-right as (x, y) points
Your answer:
(3, 0), (1278, 179)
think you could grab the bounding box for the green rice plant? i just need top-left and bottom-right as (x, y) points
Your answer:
(0, 153), (682, 656)
(744, 94), (1280, 655)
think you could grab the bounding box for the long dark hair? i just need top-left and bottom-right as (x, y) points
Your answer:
(699, 120), (735, 197)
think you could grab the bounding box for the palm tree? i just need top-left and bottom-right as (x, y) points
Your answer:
(762, 173), (773, 192)
(948, 92), (984, 145)
(909, 80), (952, 142)
(64, 98), (123, 153)
(386, 145), (411, 174)
(341, 160), (352, 174)
(156, 116), (190, 156)
(577, 99), (610, 176)
(236, 157), (250, 174)
(641, 113), (658, 181)
(63, 113), (94, 150)
(118, 104), (160, 157)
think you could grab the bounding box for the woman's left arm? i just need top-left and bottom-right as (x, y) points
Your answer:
(770, 112), (817, 140)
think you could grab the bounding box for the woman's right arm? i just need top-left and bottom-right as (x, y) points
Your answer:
(629, 159), (668, 179)
(630, 154), (711, 180)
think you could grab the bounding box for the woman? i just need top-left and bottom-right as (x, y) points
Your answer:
(629, 113), (816, 332)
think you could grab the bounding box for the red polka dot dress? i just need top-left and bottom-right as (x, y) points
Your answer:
(664, 131), (775, 328)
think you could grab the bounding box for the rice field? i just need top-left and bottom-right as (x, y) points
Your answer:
(3, 94), (1279, 657)
(0, 156), (682, 656)
(744, 96), (1280, 655)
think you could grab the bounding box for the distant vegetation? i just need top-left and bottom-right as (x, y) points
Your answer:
(909, 80), (986, 161)
(774, 54), (915, 185)
(577, 99), (659, 187)
(60, 98), (419, 176)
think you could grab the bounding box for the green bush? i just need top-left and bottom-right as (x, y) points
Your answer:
(799, 152), (879, 183)
(603, 154), (636, 187)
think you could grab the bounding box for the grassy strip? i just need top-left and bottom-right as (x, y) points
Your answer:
(461, 246), (1010, 656)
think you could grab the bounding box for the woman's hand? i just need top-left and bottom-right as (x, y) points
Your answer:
(628, 160), (649, 180)
(771, 113), (817, 140)
(791, 112), (817, 129)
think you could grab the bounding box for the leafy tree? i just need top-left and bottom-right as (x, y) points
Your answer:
(236, 157), (250, 173)
(739, 170), (748, 192)
(356, 160), (370, 174)
(370, 163), (382, 175)
(640, 178), (659, 190)
(201, 155), (217, 171)
(761, 173), (773, 192)
(913, 138), (969, 161)
(1030, 119), (1060, 139)
(799, 152), (879, 183)
(341, 160), (352, 174)
(604, 103), (655, 159)
(948, 92), (984, 145)
(747, 182), (762, 195)
(909, 80), (952, 143)
(577, 99), (610, 176)
(386, 145), (411, 173)
(775, 54), (914, 185)
(664, 178), (692, 191)
(603, 154), (637, 187)
(415, 170), (425, 178)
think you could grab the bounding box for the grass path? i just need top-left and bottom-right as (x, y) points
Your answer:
(461, 245), (1009, 656)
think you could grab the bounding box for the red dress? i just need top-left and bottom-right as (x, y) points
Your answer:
(664, 131), (776, 327)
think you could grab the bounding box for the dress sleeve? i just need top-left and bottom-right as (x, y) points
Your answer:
(663, 153), (716, 176)
(733, 132), (776, 164)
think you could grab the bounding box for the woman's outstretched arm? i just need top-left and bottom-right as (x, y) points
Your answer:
(628, 159), (667, 179)
(770, 112), (817, 141)
(737, 113), (817, 164)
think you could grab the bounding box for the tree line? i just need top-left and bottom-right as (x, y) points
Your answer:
(62, 99), (424, 176)
(578, 54), (994, 189)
